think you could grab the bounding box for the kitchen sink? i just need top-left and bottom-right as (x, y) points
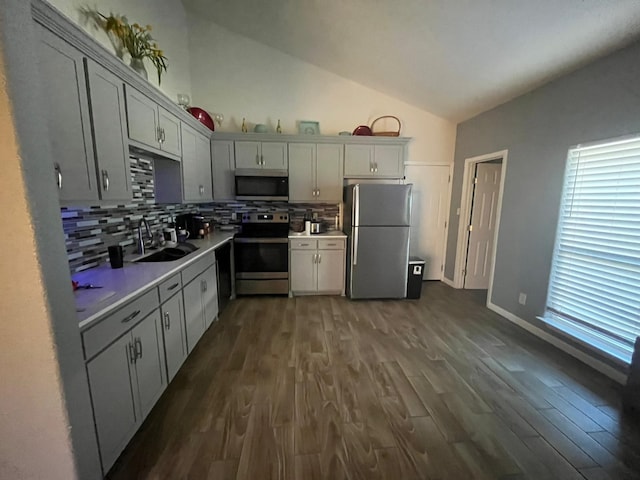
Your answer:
(133, 243), (199, 263)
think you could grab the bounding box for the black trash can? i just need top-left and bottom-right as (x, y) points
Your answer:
(407, 257), (426, 299)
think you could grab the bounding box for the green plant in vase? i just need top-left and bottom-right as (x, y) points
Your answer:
(80, 7), (168, 84)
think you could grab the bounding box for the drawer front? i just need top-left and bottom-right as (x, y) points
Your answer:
(290, 239), (317, 250)
(182, 253), (215, 286)
(159, 273), (182, 304)
(82, 288), (159, 360)
(318, 238), (345, 250)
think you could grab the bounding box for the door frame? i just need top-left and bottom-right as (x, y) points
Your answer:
(453, 150), (508, 301)
(404, 161), (454, 280)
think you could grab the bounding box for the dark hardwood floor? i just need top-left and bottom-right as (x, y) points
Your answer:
(107, 282), (640, 480)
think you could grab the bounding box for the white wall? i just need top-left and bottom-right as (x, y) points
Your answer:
(45, 0), (191, 101)
(187, 16), (456, 165)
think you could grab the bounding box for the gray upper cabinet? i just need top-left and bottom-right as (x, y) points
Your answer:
(235, 141), (287, 170)
(212, 140), (235, 200)
(181, 123), (212, 202)
(37, 26), (98, 205)
(289, 143), (343, 203)
(125, 86), (181, 159)
(86, 59), (132, 201)
(344, 143), (404, 178)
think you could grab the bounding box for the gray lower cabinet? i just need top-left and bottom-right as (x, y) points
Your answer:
(183, 263), (218, 352)
(86, 309), (166, 473)
(182, 123), (213, 202)
(212, 140), (235, 200)
(160, 292), (187, 382)
(86, 59), (132, 201)
(289, 238), (346, 295)
(37, 25), (98, 204)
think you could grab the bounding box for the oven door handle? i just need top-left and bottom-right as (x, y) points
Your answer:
(234, 237), (289, 244)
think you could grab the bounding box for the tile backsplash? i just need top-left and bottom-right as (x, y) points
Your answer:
(62, 156), (340, 273)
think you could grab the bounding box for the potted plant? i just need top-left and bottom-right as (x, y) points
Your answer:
(80, 7), (168, 84)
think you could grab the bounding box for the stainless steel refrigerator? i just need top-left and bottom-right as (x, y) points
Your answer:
(344, 184), (412, 299)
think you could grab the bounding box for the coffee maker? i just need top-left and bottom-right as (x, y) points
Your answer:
(176, 213), (206, 239)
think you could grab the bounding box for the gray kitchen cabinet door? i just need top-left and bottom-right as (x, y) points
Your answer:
(161, 294), (186, 383)
(86, 59), (132, 202)
(290, 249), (316, 292)
(181, 123), (200, 201)
(195, 133), (213, 200)
(158, 107), (181, 157)
(316, 143), (344, 202)
(374, 145), (404, 178)
(202, 263), (218, 329)
(235, 141), (261, 169)
(344, 144), (374, 177)
(131, 310), (166, 419)
(261, 142), (288, 169)
(125, 87), (159, 150)
(37, 26), (98, 204)
(212, 140), (235, 200)
(183, 275), (205, 353)
(288, 143), (315, 202)
(317, 249), (345, 293)
(86, 333), (138, 473)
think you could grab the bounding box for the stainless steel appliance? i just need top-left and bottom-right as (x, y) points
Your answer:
(344, 184), (412, 299)
(234, 212), (289, 295)
(234, 169), (288, 201)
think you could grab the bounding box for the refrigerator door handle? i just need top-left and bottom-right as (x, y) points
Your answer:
(353, 227), (358, 266)
(353, 184), (360, 227)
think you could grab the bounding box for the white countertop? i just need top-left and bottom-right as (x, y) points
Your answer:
(288, 230), (347, 239)
(73, 232), (234, 330)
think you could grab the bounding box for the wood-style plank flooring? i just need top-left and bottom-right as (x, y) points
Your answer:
(107, 283), (640, 480)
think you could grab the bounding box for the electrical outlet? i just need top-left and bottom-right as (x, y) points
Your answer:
(518, 292), (527, 305)
(231, 212), (237, 221)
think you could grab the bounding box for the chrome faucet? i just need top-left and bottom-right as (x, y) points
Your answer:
(137, 217), (152, 255)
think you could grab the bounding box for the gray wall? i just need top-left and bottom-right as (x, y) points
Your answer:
(445, 39), (640, 326)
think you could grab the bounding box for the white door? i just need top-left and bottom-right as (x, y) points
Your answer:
(464, 162), (502, 289)
(405, 165), (451, 280)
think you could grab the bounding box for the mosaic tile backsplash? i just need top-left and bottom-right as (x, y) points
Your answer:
(62, 156), (340, 273)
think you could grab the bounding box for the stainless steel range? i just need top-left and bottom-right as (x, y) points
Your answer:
(234, 212), (289, 295)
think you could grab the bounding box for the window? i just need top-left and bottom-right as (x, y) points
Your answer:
(544, 135), (640, 365)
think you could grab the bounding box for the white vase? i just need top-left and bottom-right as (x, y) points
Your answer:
(129, 57), (147, 80)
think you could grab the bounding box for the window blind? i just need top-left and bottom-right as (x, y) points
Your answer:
(545, 136), (640, 364)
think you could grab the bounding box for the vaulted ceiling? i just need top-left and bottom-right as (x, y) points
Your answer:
(182, 0), (640, 122)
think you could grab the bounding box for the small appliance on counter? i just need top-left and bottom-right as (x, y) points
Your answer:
(176, 213), (207, 239)
(310, 220), (323, 234)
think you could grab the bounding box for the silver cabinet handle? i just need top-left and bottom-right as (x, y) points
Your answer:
(370, 163), (374, 173)
(128, 342), (137, 364)
(318, 254), (321, 264)
(300, 243), (309, 246)
(316, 189), (320, 197)
(164, 311), (170, 330)
(167, 282), (180, 291)
(121, 309), (141, 324)
(135, 337), (143, 359)
(261, 155), (264, 166)
(54, 163), (62, 189)
(162, 128), (166, 142)
(157, 126), (162, 143)
(312, 253), (317, 264)
(199, 185), (204, 196)
(102, 170), (109, 191)
(201, 279), (207, 292)
(256, 154), (260, 165)
(374, 163), (378, 173)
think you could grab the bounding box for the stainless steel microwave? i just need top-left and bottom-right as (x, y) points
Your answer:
(234, 169), (288, 201)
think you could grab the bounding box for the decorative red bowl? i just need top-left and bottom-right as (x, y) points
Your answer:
(352, 125), (372, 136)
(187, 107), (215, 131)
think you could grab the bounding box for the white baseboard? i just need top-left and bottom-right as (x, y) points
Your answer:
(441, 276), (456, 288)
(486, 301), (627, 385)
